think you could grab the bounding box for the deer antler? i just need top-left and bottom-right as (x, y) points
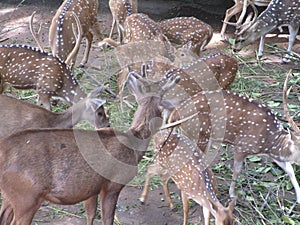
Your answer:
(29, 11), (45, 51)
(235, 2), (258, 36)
(64, 13), (83, 66)
(283, 71), (300, 135)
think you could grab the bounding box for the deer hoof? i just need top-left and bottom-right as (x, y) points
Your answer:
(139, 197), (145, 204)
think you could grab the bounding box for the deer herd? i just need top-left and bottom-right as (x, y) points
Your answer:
(0, 0), (299, 224)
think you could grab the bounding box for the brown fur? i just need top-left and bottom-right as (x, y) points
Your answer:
(0, 71), (179, 225)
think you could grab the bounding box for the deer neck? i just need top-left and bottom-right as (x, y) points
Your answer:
(63, 70), (87, 104)
(53, 102), (84, 128)
(284, 131), (300, 165)
(267, 130), (295, 162)
(128, 96), (163, 161)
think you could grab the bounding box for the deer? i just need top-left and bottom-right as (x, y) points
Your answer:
(167, 73), (300, 204)
(48, 0), (103, 67)
(108, 0), (138, 44)
(0, 87), (109, 140)
(135, 53), (237, 115)
(140, 130), (236, 225)
(233, 0), (300, 63)
(0, 43), (87, 110)
(100, 13), (176, 62)
(0, 68), (180, 225)
(158, 16), (213, 56)
(220, 0), (271, 40)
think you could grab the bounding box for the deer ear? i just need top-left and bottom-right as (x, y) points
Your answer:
(87, 99), (106, 112)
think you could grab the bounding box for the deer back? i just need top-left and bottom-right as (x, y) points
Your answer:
(124, 13), (175, 61)
(0, 44), (86, 108)
(169, 90), (289, 156)
(158, 16), (213, 56)
(49, 0), (101, 61)
(156, 53), (237, 107)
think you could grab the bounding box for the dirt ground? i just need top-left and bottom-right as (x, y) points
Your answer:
(0, 0), (300, 225)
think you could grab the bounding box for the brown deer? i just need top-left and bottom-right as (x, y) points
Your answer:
(158, 16), (213, 56)
(49, 0), (103, 67)
(0, 69), (180, 225)
(220, 0), (271, 40)
(108, 0), (138, 44)
(168, 79), (300, 203)
(233, 0), (300, 62)
(0, 87), (109, 139)
(140, 130), (236, 225)
(0, 44), (87, 110)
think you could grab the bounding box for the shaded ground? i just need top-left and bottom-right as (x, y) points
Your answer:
(0, 0), (300, 225)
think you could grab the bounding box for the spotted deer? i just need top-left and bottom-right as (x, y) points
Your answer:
(0, 44), (86, 110)
(139, 53), (237, 117)
(49, 0), (103, 67)
(108, 0), (138, 44)
(168, 77), (300, 203)
(0, 87), (109, 140)
(233, 0), (300, 62)
(0, 69), (180, 225)
(140, 130), (236, 225)
(220, 0), (271, 40)
(100, 13), (175, 61)
(158, 16), (213, 56)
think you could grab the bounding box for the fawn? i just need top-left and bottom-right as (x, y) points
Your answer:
(0, 68), (180, 225)
(140, 130), (236, 225)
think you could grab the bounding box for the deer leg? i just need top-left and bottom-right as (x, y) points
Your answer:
(0, 197), (14, 224)
(229, 153), (245, 198)
(10, 195), (43, 225)
(257, 36), (265, 58)
(181, 192), (189, 225)
(80, 32), (93, 67)
(139, 163), (156, 204)
(117, 24), (124, 44)
(282, 24), (299, 63)
(109, 19), (116, 40)
(85, 195), (98, 225)
(161, 172), (174, 209)
(202, 206), (211, 225)
(100, 189), (121, 225)
(140, 163), (166, 204)
(274, 160), (300, 203)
